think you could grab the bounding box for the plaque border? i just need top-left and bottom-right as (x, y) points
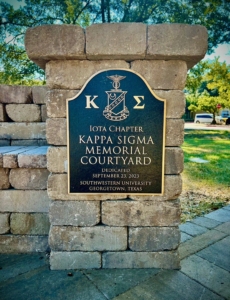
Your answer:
(66, 68), (166, 196)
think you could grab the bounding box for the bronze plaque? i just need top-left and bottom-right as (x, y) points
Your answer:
(67, 69), (166, 195)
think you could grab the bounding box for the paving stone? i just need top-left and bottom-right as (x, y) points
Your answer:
(18, 146), (48, 168)
(0, 168), (10, 189)
(49, 226), (127, 251)
(9, 168), (49, 190)
(113, 269), (223, 300)
(47, 146), (67, 173)
(0, 85), (32, 104)
(0, 213), (10, 234)
(50, 251), (101, 270)
(0, 235), (48, 253)
(165, 147), (183, 175)
(3, 146), (38, 168)
(32, 86), (48, 104)
(0, 190), (50, 213)
(49, 200), (100, 226)
(0, 123), (46, 140)
(196, 236), (230, 272)
(129, 227), (180, 251)
(179, 222), (208, 237)
(215, 222), (230, 234)
(46, 118), (67, 146)
(10, 213), (50, 235)
(5, 104), (41, 122)
(0, 146), (26, 167)
(102, 251), (180, 269)
(165, 119), (184, 146)
(180, 232), (193, 243)
(179, 229), (227, 259)
(205, 208), (230, 222)
(86, 23), (146, 60)
(181, 254), (230, 299)
(190, 216), (221, 229)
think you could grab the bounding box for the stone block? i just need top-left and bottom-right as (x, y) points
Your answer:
(10, 213), (50, 235)
(0, 235), (48, 253)
(102, 199), (180, 226)
(3, 146), (38, 168)
(154, 90), (185, 118)
(46, 60), (129, 89)
(165, 147), (184, 174)
(18, 146), (48, 168)
(131, 60), (187, 90)
(46, 118), (66, 145)
(25, 25), (86, 69)
(0, 213), (10, 234)
(0, 140), (10, 146)
(49, 226), (127, 251)
(102, 251), (180, 269)
(0, 190), (50, 213)
(0, 85), (32, 104)
(129, 227), (180, 251)
(46, 89), (79, 118)
(0, 103), (7, 121)
(0, 146), (26, 167)
(9, 168), (49, 190)
(50, 251), (101, 270)
(47, 147), (67, 173)
(32, 86), (48, 104)
(41, 105), (47, 121)
(0, 168), (10, 189)
(86, 23), (146, 60)
(0, 123), (46, 140)
(49, 200), (100, 226)
(5, 104), (41, 122)
(166, 119), (184, 146)
(11, 140), (48, 146)
(147, 24), (208, 68)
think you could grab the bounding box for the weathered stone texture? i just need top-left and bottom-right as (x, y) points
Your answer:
(165, 147), (184, 174)
(0, 85), (32, 104)
(102, 251), (180, 269)
(102, 199), (181, 226)
(18, 146), (48, 168)
(10, 213), (50, 235)
(129, 227), (180, 251)
(49, 200), (100, 226)
(2, 146), (38, 169)
(166, 119), (184, 146)
(131, 60), (187, 90)
(0, 123), (46, 140)
(0, 104), (7, 121)
(47, 147), (67, 173)
(147, 24), (208, 68)
(41, 105), (47, 122)
(11, 140), (48, 146)
(46, 89), (79, 118)
(0, 146), (26, 167)
(25, 25), (86, 69)
(9, 168), (49, 190)
(0, 235), (48, 253)
(86, 23), (146, 60)
(0, 140), (10, 146)
(0, 168), (10, 189)
(5, 104), (41, 122)
(0, 213), (10, 234)
(49, 226), (127, 251)
(46, 60), (129, 89)
(0, 190), (50, 213)
(32, 86), (48, 104)
(50, 251), (101, 270)
(46, 118), (66, 145)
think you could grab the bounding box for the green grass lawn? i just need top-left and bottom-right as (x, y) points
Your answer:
(181, 129), (230, 222)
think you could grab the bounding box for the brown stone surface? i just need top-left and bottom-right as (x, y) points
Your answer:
(46, 118), (67, 145)
(41, 104), (47, 122)
(0, 85), (32, 104)
(46, 89), (79, 118)
(0, 190), (50, 212)
(0, 168), (10, 189)
(2, 146), (38, 168)
(0, 235), (48, 253)
(47, 147), (67, 173)
(0, 123), (46, 140)
(46, 60), (129, 89)
(102, 199), (181, 226)
(50, 251), (101, 270)
(6, 104), (41, 122)
(0, 213), (10, 234)
(86, 23), (146, 60)
(49, 200), (100, 226)
(25, 25), (86, 69)
(131, 60), (187, 90)
(102, 251), (180, 269)
(10, 213), (50, 235)
(147, 24), (208, 68)
(9, 168), (49, 190)
(0, 104), (7, 121)
(18, 146), (48, 168)
(129, 227), (180, 251)
(49, 226), (127, 251)
(165, 147), (184, 174)
(166, 119), (184, 146)
(0, 146), (26, 167)
(32, 86), (48, 104)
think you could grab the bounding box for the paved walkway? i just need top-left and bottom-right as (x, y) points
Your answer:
(0, 205), (230, 300)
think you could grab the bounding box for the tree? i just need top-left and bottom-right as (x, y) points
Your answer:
(186, 58), (230, 123)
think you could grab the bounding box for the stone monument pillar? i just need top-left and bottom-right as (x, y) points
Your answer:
(25, 23), (207, 270)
